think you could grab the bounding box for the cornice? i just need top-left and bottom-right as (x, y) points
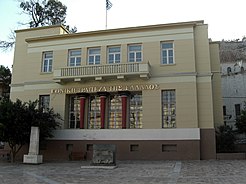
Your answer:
(25, 20), (204, 43)
(15, 24), (69, 34)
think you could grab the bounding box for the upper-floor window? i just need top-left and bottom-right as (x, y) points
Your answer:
(162, 90), (176, 128)
(128, 44), (142, 62)
(69, 49), (81, 66)
(88, 48), (100, 65)
(223, 106), (226, 116)
(39, 95), (50, 111)
(42, 51), (53, 72)
(161, 42), (174, 64)
(235, 104), (241, 118)
(227, 67), (232, 74)
(108, 46), (121, 64)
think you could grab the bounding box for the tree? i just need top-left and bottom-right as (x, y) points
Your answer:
(220, 38), (246, 63)
(19, 0), (76, 31)
(216, 125), (236, 153)
(20, 0), (65, 27)
(0, 31), (16, 52)
(235, 104), (246, 135)
(0, 99), (61, 162)
(0, 0), (76, 51)
(0, 65), (11, 99)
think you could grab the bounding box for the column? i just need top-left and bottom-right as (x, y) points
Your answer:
(121, 95), (128, 129)
(79, 96), (86, 129)
(100, 95), (106, 129)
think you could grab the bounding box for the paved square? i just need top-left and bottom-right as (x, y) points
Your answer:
(0, 160), (245, 183)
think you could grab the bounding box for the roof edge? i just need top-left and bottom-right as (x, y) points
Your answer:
(15, 24), (69, 34)
(25, 20), (205, 43)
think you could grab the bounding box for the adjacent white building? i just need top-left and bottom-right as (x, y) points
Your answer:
(221, 60), (246, 128)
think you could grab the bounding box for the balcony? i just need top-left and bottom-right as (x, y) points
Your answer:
(53, 62), (151, 83)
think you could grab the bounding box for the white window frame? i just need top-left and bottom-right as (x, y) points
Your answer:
(130, 93), (143, 129)
(161, 42), (174, 65)
(162, 90), (176, 128)
(108, 94), (122, 129)
(68, 49), (81, 66)
(69, 96), (80, 129)
(39, 95), (50, 111)
(128, 44), (142, 62)
(88, 48), (101, 65)
(88, 95), (101, 129)
(42, 51), (53, 72)
(108, 46), (121, 64)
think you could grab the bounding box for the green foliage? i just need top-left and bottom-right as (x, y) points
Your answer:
(1, 0), (76, 51)
(0, 65), (11, 99)
(20, 0), (67, 27)
(220, 38), (246, 63)
(0, 99), (61, 162)
(20, 0), (76, 32)
(216, 125), (236, 153)
(0, 30), (16, 51)
(235, 106), (246, 134)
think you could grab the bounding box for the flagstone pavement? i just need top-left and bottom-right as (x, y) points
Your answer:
(0, 160), (246, 184)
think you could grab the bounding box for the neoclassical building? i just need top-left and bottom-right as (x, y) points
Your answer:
(11, 20), (223, 160)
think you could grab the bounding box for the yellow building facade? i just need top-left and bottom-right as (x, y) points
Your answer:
(11, 20), (223, 160)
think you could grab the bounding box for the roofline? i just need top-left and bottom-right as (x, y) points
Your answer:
(15, 24), (70, 34)
(25, 20), (205, 43)
(210, 41), (220, 44)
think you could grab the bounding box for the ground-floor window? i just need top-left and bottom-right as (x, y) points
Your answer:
(69, 96), (80, 129)
(130, 94), (142, 128)
(39, 95), (50, 111)
(235, 104), (241, 119)
(88, 95), (101, 129)
(162, 90), (176, 128)
(68, 92), (142, 129)
(108, 94), (122, 129)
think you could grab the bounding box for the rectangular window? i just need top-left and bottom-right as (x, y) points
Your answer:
(108, 94), (122, 129)
(130, 144), (139, 152)
(88, 95), (101, 129)
(130, 93), (143, 128)
(69, 96), (80, 129)
(42, 51), (53, 72)
(161, 42), (174, 64)
(108, 46), (121, 64)
(235, 104), (241, 118)
(39, 95), (50, 111)
(128, 44), (142, 62)
(86, 144), (93, 151)
(162, 144), (177, 152)
(88, 48), (101, 65)
(68, 49), (81, 66)
(223, 106), (226, 116)
(162, 90), (176, 128)
(66, 144), (73, 151)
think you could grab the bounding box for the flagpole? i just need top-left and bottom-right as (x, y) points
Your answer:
(106, 3), (108, 29)
(105, 0), (112, 30)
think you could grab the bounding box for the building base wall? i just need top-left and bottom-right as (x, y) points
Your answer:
(36, 140), (200, 161)
(10, 129), (217, 161)
(200, 128), (216, 160)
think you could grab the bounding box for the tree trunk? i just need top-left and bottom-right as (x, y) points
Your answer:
(9, 144), (22, 163)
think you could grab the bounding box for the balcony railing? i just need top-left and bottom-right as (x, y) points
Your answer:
(53, 62), (151, 83)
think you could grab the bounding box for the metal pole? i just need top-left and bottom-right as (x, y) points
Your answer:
(106, 6), (108, 29)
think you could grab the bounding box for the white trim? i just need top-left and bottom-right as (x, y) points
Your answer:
(50, 128), (200, 141)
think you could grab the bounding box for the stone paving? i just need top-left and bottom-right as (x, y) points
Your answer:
(0, 160), (246, 184)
